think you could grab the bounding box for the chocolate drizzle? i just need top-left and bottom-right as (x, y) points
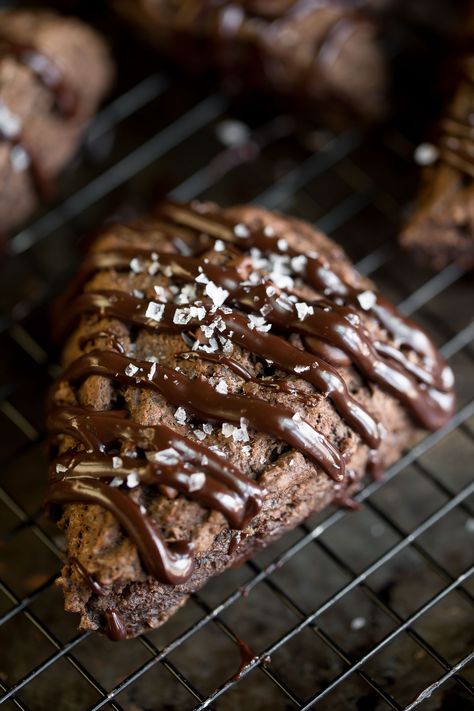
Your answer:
(71, 557), (106, 596)
(49, 478), (194, 585)
(47, 200), (454, 593)
(104, 609), (127, 642)
(49, 405), (263, 529)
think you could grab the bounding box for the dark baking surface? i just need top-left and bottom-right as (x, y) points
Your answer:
(0, 7), (473, 711)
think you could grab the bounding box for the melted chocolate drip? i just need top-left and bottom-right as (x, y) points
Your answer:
(63, 289), (379, 446)
(52, 350), (345, 481)
(49, 478), (194, 585)
(49, 406), (262, 528)
(71, 557), (106, 596)
(233, 636), (256, 680)
(47, 200), (454, 591)
(104, 609), (127, 642)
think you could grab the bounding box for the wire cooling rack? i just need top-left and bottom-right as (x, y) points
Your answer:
(0, 22), (473, 711)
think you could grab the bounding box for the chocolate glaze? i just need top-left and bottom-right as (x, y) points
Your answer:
(63, 289), (379, 447)
(47, 200), (454, 593)
(52, 350), (345, 481)
(104, 608), (127, 642)
(48, 405), (262, 529)
(71, 557), (107, 596)
(49, 478), (194, 585)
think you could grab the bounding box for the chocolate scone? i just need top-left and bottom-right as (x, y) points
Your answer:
(401, 56), (474, 270)
(47, 200), (455, 640)
(0, 9), (113, 235)
(111, 0), (388, 125)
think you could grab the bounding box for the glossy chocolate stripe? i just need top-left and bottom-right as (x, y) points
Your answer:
(54, 350), (345, 481)
(67, 279), (451, 430)
(52, 450), (257, 529)
(48, 406), (262, 528)
(71, 557), (107, 596)
(160, 202), (448, 385)
(104, 609), (127, 641)
(48, 478), (194, 585)
(63, 289), (380, 446)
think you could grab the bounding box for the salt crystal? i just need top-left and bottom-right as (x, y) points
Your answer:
(188, 472), (206, 492)
(145, 301), (165, 322)
(276, 296), (293, 312)
(56, 463), (68, 474)
(248, 314), (272, 333)
(216, 379), (228, 394)
(154, 285), (168, 301)
(214, 239), (226, 252)
(110, 477), (123, 488)
(222, 338), (234, 354)
(189, 305), (206, 320)
(174, 407), (187, 424)
(176, 283), (197, 304)
(194, 429), (206, 441)
(294, 365), (310, 373)
(148, 448), (180, 465)
(195, 271), (209, 284)
(112, 456), (123, 470)
(222, 423), (236, 438)
(277, 238), (288, 251)
(127, 472), (140, 488)
(266, 285), (276, 297)
(263, 225), (275, 237)
(133, 289), (144, 299)
(130, 257), (143, 274)
(148, 362), (157, 381)
(202, 324), (216, 339)
(295, 302), (314, 321)
(346, 313), (360, 326)
(203, 423), (213, 434)
(173, 308), (192, 325)
(125, 363), (139, 377)
(205, 281), (229, 308)
(357, 290), (376, 311)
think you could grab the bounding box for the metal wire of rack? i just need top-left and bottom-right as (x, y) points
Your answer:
(0, 41), (473, 711)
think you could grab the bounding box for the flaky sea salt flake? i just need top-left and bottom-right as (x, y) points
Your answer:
(295, 302), (314, 321)
(145, 301), (165, 322)
(357, 290), (376, 311)
(174, 407), (187, 424)
(125, 363), (139, 377)
(205, 281), (229, 307)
